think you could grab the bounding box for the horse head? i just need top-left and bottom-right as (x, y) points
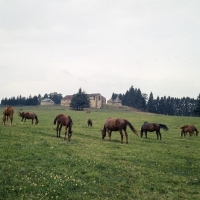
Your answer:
(101, 127), (106, 139)
(18, 112), (23, 117)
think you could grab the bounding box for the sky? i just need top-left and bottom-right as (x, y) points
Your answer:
(1, 0), (200, 102)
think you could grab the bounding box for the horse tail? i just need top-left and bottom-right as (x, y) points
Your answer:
(125, 120), (138, 136)
(54, 115), (58, 125)
(159, 124), (168, 131)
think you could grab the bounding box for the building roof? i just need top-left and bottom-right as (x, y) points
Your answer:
(62, 93), (106, 100)
(41, 98), (55, 103)
(62, 95), (73, 100)
(107, 98), (113, 103)
(114, 96), (121, 103)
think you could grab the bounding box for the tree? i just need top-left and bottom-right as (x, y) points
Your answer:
(49, 92), (63, 104)
(147, 92), (155, 113)
(70, 88), (90, 110)
(193, 94), (200, 116)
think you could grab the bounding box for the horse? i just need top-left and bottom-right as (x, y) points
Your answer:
(87, 119), (92, 127)
(85, 109), (90, 113)
(101, 118), (138, 144)
(53, 114), (73, 141)
(18, 111), (39, 124)
(2, 106), (14, 126)
(140, 122), (169, 140)
(180, 126), (193, 137)
(180, 125), (199, 137)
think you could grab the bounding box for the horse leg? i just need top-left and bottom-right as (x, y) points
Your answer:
(124, 130), (128, 144)
(119, 130), (124, 144)
(159, 132), (162, 140)
(108, 130), (112, 141)
(156, 132), (159, 140)
(145, 131), (147, 138)
(59, 124), (62, 138)
(56, 123), (59, 137)
(64, 126), (67, 140)
(10, 116), (13, 126)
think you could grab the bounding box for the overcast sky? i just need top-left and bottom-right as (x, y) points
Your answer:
(1, 0), (200, 101)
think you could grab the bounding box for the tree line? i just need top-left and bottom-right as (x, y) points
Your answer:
(111, 86), (200, 116)
(0, 92), (63, 106)
(1, 86), (200, 116)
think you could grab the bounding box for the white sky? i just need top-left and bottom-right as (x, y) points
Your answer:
(1, 0), (200, 101)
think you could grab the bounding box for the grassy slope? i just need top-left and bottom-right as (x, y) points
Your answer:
(0, 106), (200, 200)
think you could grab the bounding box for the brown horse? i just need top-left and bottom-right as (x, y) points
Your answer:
(85, 109), (90, 113)
(180, 125), (199, 137)
(54, 114), (73, 141)
(87, 119), (92, 127)
(101, 118), (138, 144)
(2, 106), (14, 126)
(18, 112), (39, 124)
(141, 122), (168, 140)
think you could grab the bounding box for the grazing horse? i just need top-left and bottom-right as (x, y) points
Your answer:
(2, 106), (14, 126)
(85, 109), (90, 113)
(141, 122), (168, 140)
(101, 118), (138, 144)
(180, 125), (199, 137)
(54, 114), (73, 141)
(87, 119), (92, 127)
(18, 112), (39, 124)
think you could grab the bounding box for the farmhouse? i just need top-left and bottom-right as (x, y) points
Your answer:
(107, 96), (122, 106)
(61, 93), (106, 108)
(40, 98), (55, 106)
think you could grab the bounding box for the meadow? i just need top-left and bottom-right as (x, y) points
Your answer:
(0, 105), (200, 200)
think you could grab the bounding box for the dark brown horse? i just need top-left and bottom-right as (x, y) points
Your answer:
(180, 125), (199, 137)
(54, 114), (73, 141)
(18, 112), (39, 124)
(141, 122), (168, 140)
(101, 118), (138, 144)
(2, 106), (14, 126)
(87, 119), (92, 127)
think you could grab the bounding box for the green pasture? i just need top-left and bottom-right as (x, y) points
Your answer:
(0, 105), (200, 200)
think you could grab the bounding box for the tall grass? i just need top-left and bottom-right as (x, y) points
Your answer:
(0, 106), (200, 199)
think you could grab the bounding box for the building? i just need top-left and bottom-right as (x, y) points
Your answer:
(61, 93), (106, 108)
(40, 98), (55, 106)
(107, 96), (122, 106)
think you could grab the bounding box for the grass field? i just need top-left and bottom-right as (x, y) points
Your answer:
(0, 105), (200, 200)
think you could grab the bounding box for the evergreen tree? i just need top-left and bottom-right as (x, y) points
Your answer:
(70, 88), (90, 110)
(111, 93), (118, 100)
(147, 92), (155, 113)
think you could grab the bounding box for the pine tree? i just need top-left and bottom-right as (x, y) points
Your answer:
(147, 92), (155, 113)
